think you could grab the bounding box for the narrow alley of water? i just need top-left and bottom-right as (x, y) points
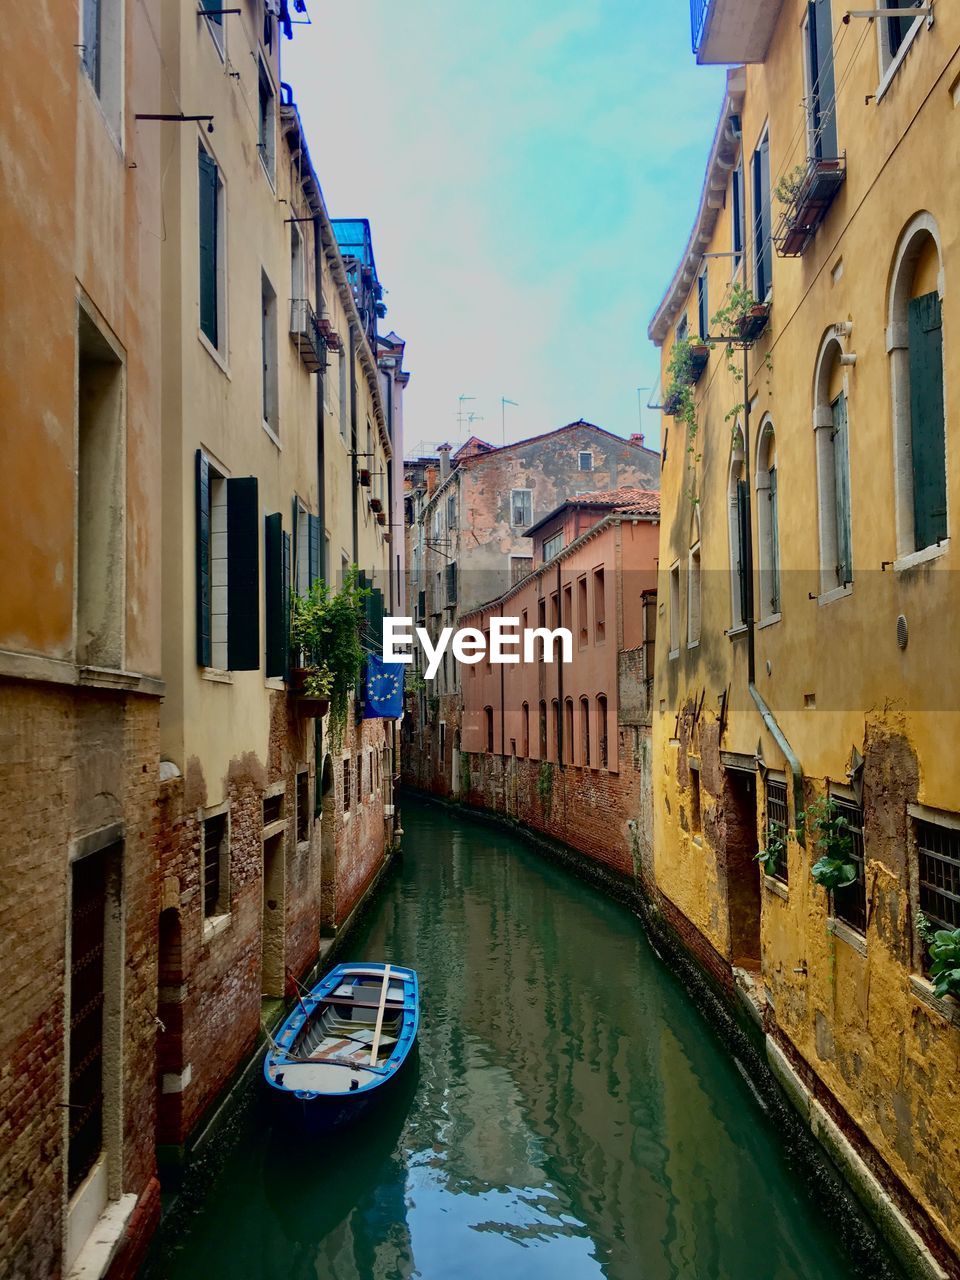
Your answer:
(144, 798), (904, 1280)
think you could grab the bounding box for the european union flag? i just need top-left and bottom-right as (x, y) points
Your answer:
(362, 654), (405, 720)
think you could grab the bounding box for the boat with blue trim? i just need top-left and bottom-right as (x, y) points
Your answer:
(263, 962), (419, 1126)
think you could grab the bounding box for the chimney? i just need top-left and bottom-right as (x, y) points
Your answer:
(438, 442), (452, 483)
(630, 433), (645, 448)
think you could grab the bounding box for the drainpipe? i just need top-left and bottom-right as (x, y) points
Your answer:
(314, 211), (326, 582)
(742, 344), (805, 842)
(349, 328), (359, 566)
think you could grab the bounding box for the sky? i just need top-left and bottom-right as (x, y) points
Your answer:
(283, 1), (726, 455)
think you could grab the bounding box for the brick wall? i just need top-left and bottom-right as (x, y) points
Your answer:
(329, 710), (392, 927)
(0, 681), (161, 1280)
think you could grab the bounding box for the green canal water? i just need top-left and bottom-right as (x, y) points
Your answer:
(144, 798), (904, 1280)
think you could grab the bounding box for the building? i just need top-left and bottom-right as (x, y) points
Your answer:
(456, 488), (659, 881)
(650, 2), (960, 1271)
(0, 1), (165, 1275)
(402, 422), (660, 796)
(154, 6), (401, 1158)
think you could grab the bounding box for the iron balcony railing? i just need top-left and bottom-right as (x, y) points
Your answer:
(289, 297), (325, 373)
(690, 0), (710, 54)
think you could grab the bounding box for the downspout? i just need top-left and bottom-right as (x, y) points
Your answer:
(742, 344), (805, 842)
(349, 328), (359, 566)
(314, 212), (326, 582)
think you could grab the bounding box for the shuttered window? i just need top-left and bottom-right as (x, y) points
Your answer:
(752, 131), (772, 301)
(766, 779), (789, 884)
(736, 478), (752, 625)
(82, 0), (102, 91)
(732, 161), (745, 272)
(768, 465), (781, 613)
(198, 148), (220, 348)
(265, 513), (291, 678)
(202, 814), (228, 918)
(226, 478), (260, 670)
(806, 0), (838, 159)
(195, 462), (260, 671)
(832, 393), (853, 586)
(908, 292), (947, 551)
(195, 451), (212, 667)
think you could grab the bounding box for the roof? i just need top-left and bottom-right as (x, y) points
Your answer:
(452, 436), (495, 461)
(330, 218), (379, 283)
(457, 418), (659, 466)
(525, 487), (660, 539)
(647, 67), (746, 346)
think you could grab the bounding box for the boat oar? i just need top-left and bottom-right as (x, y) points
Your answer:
(369, 964), (392, 1066)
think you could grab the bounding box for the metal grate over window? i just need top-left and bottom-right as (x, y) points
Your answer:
(296, 772), (309, 843)
(766, 779), (789, 883)
(263, 793), (283, 826)
(917, 819), (960, 934)
(831, 798), (867, 934)
(203, 814), (227, 918)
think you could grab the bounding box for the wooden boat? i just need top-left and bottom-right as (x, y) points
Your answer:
(263, 962), (418, 1126)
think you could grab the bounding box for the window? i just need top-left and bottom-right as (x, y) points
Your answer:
(357, 755), (363, 807)
(697, 265), (709, 339)
(766, 778), (789, 883)
(564, 698), (574, 765)
(263, 792), (284, 825)
(198, 145), (225, 352)
(538, 700), (547, 758)
(688, 542), (701, 646)
(484, 706), (494, 753)
(290, 223), (304, 305)
(521, 703), (530, 757)
(594, 569), (606, 643)
(578, 451), (594, 472)
(339, 352), (348, 441)
(265, 513), (291, 679)
(577, 576), (588, 647)
(580, 697), (591, 767)
(296, 771), (309, 843)
(81, 0), (122, 134)
(597, 695), (608, 768)
(879, 0), (925, 79)
(727, 429), (750, 628)
(689, 764), (702, 836)
(676, 314), (689, 345)
(669, 561), (681, 657)
(447, 492), (458, 529)
(543, 532), (563, 561)
(830, 393), (853, 587)
(445, 562), (458, 605)
(369, 750), (375, 797)
(804, 0), (838, 160)
(258, 60), (276, 182)
(511, 489), (533, 527)
(916, 819), (960, 956)
(831, 797), (866, 934)
(732, 160), (745, 275)
(196, 452), (260, 671)
(202, 812), (229, 917)
(77, 307), (124, 669)
(561, 583), (572, 630)
(439, 721), (447, 762)
(887, 219), (947, 558)
(756, 420), (781, 617)
(261, 271), (279, 433)
(343, 759), (351, 811)
(200, 0), (225, 53)
(510, 555), (533, 585)
(538, 597), (547, 630)
(752, 128), (772, 301)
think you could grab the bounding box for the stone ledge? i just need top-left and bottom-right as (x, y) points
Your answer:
(66, 1193), (137, 1280)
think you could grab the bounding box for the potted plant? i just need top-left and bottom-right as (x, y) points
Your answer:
(358, 468), (371, 487)
(290, 569), (368, 736)
(712, 282), (770, 344)
(370, 496), (383, 514)
(807, 796), (858, 891)
(377, 510), (387, 526)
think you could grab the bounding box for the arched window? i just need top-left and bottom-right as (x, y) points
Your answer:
(580, 696), (591, 767)
(538, 699), (547, 758)
(563, 698), (574, 765)
(484, 706), (494, 753)
(521, 702), (530, 757)
(755, 418), (781, 618)
(597, 694), (609, 768)
(551, 699), (560, 763)
(727, 427), (749, 628)
(813, 335), (853, 594)
(888, 214), (947, 558)
(688, 507), (702, 646)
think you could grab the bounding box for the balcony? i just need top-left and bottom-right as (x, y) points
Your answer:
(289, 298), (325, 372)
(691, 0), (784, 64)
(772, 156), (846, 258)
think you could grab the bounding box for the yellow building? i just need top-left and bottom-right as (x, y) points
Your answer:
(155, 2), (400, 1152)
(650, 2), (960, 1272)
(0, 1), (165, 1275)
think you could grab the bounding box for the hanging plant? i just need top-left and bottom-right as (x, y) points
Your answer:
(664, 335), (710, 506)
(773, 164), (809, 210)
(290, 567), (369, 744)
(756, 821), (787, 877)
(806, 796), (857, 891)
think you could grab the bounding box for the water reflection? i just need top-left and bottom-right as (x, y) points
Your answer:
(145, 800), (900, 1280)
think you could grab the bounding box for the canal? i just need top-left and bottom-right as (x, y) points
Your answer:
(144, 798), (904, 1280)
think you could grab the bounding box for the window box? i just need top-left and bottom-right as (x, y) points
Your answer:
(318, 317), (342, 351)
(773, 156), (846, 258)
(358, 468), (371, 487)
(736, 303), (771, 344)
(289, 298), (325, 372)
(688, 342), (710, 382)
(369, 497), (383, 514)
(377, 511), (387, 526)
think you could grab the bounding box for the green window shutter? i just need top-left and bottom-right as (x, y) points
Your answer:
(265, 514), (288, 678)
(227, 478), (260, 670)
(736, 478), (751, 625)
(195, 450), (211, 667)
(308, 514), (320, 587)
(833, 393), (853, 585)
(198, 150), (218, 347)
(753, 134), (772, 300)
(909, 291), (947, 550)
(365, 587), (385, 651)
(769, 465), (781, 613)
(810, 0), (838, 159)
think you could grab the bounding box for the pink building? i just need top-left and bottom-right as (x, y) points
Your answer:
(458, 489), (660, 881)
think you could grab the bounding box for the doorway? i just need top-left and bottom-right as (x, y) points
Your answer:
(723, 768), (761, 968)
(262, 833), (285, 998)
